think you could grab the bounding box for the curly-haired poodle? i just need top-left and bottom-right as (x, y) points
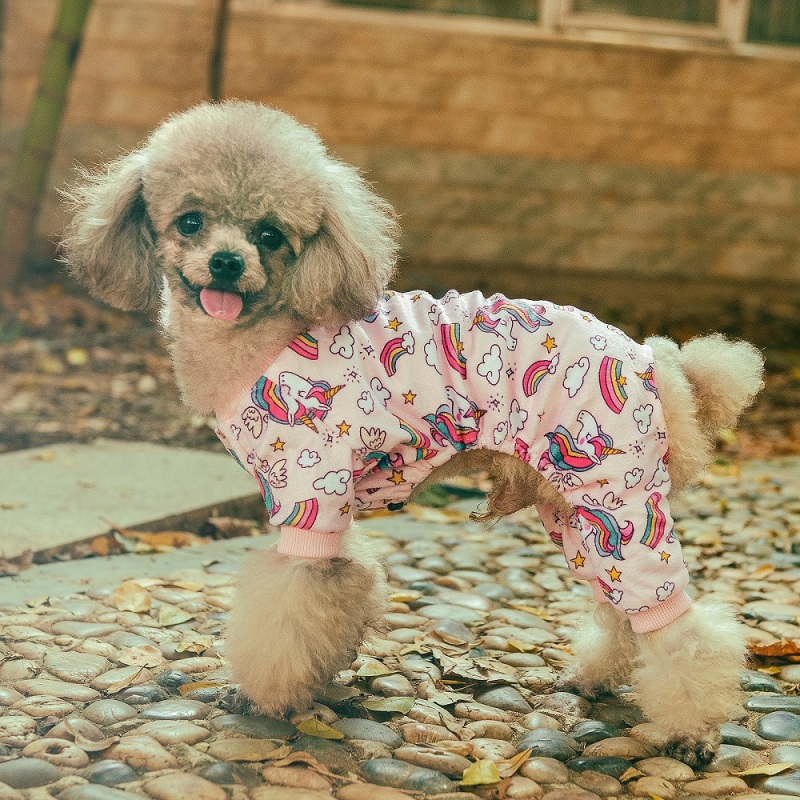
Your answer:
(63, 101), (764, 766)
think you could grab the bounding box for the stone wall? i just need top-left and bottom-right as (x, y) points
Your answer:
(2, 0), (800, 331)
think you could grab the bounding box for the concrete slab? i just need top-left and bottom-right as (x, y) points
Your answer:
(0, 439), (262, 557)
(0, 535), (266, 608)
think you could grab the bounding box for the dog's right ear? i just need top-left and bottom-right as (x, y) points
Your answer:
(61, 150), (159, 312)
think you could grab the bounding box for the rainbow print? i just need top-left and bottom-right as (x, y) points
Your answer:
(440, 324), (467, 378)
(641, 491), (669, 549)
(577, 507), (633, 561)
(548, 529), (563, 548)
(599, 356), (628, 414)
(400, 419), (437, 461)
(278, 498), (319, 529)
(522, 355), (558, 397)
(381, 337), (410, 377)
(596, 576), (614, 601)
(288, 332), (319, 360)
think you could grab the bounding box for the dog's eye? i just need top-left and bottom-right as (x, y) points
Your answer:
(176, 212), (203, 237)
(258, 225), (285, 251)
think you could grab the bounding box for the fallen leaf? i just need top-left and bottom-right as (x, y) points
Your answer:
(175, 636), (213, 654)
(749, 564), (776, 579)
(496, 747), (533, 778)
(105, 666), (146, 694)
(355, 662), (395, 678)
(619, 767), (645, 782)
(360, 697), (414, 713)
(750, 640), (800, 657)
(158, 604), (195, 626)
(178, 680), (224, 696)
(296, 719), (345, 739)
(461, 759), (502, 786)
(735, 763), (795, 777)
(507, 639), (536, 653)
(112, 581), (152, 613)
(117, 645), (162, 668)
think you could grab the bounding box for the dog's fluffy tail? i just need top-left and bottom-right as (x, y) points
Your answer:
(647, 334), (764, 491)
(678, 334), (764, 431)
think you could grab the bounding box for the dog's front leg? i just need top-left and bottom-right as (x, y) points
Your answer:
(224, 524), (387, 716)
(560, 602), (638, 698)
(632, 601), (746, 767)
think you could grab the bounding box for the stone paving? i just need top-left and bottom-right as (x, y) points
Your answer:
(0, 457), (799, 800)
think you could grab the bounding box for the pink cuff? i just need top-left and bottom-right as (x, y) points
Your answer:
(276, 527), (344, 558)
(628, 591), (693, 633)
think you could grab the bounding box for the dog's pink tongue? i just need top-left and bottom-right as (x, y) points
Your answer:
(199, 288), (243, 320)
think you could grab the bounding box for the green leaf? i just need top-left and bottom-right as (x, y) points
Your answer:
(295, 719), (345, 739)
(360, 697), (414, 713)
(461, 759), (502, 786)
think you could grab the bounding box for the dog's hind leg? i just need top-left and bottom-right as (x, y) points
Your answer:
(224, 524), (387, 716)
(632, 601), (746, 767)
(561, 602), (637, 697)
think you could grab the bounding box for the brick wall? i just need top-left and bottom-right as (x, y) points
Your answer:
(2, 0), (800, 329)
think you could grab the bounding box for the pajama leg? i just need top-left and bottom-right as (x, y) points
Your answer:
(537, 502), (637, 695)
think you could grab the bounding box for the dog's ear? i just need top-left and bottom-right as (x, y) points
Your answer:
(283, 161), (399, 325)
(61, 150), (159, 312)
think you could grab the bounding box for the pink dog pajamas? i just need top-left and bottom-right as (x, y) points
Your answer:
(215, 290), (693, 633)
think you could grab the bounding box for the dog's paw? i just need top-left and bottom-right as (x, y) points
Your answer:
(556, 672), (614, 701)
(218, 686), (254, 715)
(663, 735), (719, 768)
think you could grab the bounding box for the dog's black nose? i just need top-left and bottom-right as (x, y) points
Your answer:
(209, 251), (245, 282)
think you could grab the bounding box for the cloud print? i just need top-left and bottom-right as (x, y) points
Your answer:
(401, 331), (415, 354)
(645, 458), (670, 491)
(590, 335), (607, 351)
(330, 325), (354, 359)
(477, 344), (503, 385)
(313, 469), (352, 495)
(428, 304), (442, 325)
(625, 468), (643, 489)
(509, 399), (528, 437)
(563, 357), (590, 398)
(424, 338), (442, 374)
(493, 421), (508, 445)
(656, 582), (675, 602)
(633, 404), (653, 434)
(357, 391), (375, 414)
(297, 449), (321, 468)
(370, 377), (391, 407)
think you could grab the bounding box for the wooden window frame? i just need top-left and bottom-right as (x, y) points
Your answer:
(539, 0), (751, 47)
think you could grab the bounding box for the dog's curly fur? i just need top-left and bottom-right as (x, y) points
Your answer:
(63, 101), (764, 766)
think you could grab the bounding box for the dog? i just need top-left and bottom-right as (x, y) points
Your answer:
(63, 100), (764, 766)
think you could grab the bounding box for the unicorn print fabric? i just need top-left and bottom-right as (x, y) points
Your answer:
(216, 290), (691, 633)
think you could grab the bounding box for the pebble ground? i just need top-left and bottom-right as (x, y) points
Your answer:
(0, 457), (799, 800)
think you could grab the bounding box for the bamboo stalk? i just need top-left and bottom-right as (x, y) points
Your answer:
(0, 0), (94, 286)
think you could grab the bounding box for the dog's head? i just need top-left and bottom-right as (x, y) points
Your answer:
(62, 101), (398, 327)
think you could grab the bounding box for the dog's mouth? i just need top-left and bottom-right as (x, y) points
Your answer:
(180, 272), (253, 321)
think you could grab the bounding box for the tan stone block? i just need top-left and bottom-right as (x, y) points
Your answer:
(714, 241), (790, 279)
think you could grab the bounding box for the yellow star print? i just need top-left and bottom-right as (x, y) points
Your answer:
(607, 566), (622, 582)
(389, 469), (406, 485)
(336, 421), (351, 436)
(386, 318), (401, 331)
(403, 390), (416, 404)
(542, 334), (557, 353)
(271, 438), (285, 451)
(660, 551), (671, 563)
(570, 551), (586, 568)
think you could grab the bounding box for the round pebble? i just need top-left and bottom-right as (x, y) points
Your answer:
(136, 720), (211, 745)
(630, 776), (676, 798)
(43, 652), (110, 682)
(566, 756), (633, 779)
(517, 729), (581, 761)
(394, 745), (471, 777)
(0, 758), (63, 788)
(570, 721), (620, 744)
(474, 685), (532, 713)
(332, 719), (402, 747)
(360, 758), (455, 793)
(519, 756), (570, 783)
(21, 738), (89, 768)
(143, 772), (227, 800)
(138, 698), (211, 720)
(211, 714), (296, 739)
(83, 699), (138, 725)
(756, 710), (800, 741)
(82, 759), (139, 785)
(746, 693), (800, 713)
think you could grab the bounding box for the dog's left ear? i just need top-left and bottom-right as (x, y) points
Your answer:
(283, 162), (399, 325)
